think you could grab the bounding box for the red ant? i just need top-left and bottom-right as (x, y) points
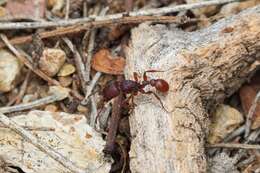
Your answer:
(99, 70), (170, 155)
(102, 70), (169, 111)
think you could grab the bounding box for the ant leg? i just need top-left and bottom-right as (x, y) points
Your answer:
(128, 95), (137, 114)
(133, 72), (139, 82)
(95, 101), (108, 130)
(143, 70), (165, 81)
(122, 94), (133, 109)
(122, 92), (138, 114)
(131, 95), (136, 106)
(95, 106), (104, 129)
(140, 89), (170, 113)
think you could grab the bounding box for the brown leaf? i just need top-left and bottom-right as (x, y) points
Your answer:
(92, 49), (125, 75)
(239, 74), (260, 129)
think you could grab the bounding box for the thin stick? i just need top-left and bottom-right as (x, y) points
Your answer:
(0, 16), (189, 48)
(207, 125), (246, 155)
(87, 6), (107, 128)
(208, 143), (260, 150)
(117, 140), (127, 173)
(0, 124), (55, 131)
(7, 70), (31, 106)
(85, 5), (102, 82)
(0, 34), (60, 86)
(244, 91), (260, 137)
(223, 124), (245, 142)
(81, 72), (102, 105)
(63, 38), (88, 92)
(85, 30), (97, 82)
(90, 96), (98, 127)
(65, 0), (70, 20)
(103, 76), (124, 155)
(0, 113), (85, 173)
(0, 0), (238, 30)
(0, 94), (67, 114)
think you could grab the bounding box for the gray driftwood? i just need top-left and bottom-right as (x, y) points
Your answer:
(125, 6), (260, 173)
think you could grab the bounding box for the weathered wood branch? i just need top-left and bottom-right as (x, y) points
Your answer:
(125, 6), (260, 173)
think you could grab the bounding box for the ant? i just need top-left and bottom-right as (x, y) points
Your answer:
(99, 70), (169, 156)
(102, 70), (169, 112)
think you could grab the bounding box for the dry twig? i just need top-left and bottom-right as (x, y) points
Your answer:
(0, 91), (68, 114)
(103, 76), (124, 155)
(63, 38), (88, 92)
(84, 5), (103, 82)
(65, 0), (70, 20)
(208, 143), (260, 150)
(0, 0), (237, 30)
(81, 72), (102, 105)
(244, 91), (260, 137)
(7, 70), (31, 106)
(0, 124), (55, 131)
(0, 16), (188, 48)
(86, 6), (107, 127)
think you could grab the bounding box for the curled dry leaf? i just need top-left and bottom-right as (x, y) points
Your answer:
(92, 49), (125, 75)
(239, 75), (260, 129)
(208, 104), (244, 144)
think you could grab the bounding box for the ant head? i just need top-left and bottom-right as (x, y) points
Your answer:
(151, 79), (169, 93)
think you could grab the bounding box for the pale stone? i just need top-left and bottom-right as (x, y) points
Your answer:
(208, 104), (244, 144)
(0, 110), (112, 173)
(0, 50), (21, 92)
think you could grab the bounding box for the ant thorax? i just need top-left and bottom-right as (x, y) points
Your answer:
(120, 80), (140, 94)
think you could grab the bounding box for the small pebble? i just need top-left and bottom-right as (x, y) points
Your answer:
(58, 76), (73, 87)
(39, 48), (66, 77)
(45, 104), (58, 112)
(58, 63), (76, 77)
(77, 105), (89, 114)
(0, 50), (22, 92)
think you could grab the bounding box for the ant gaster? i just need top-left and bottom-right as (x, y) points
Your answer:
(102, 70), (169, 111)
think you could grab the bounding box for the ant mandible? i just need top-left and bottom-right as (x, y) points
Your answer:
(102, 70), (169, 112)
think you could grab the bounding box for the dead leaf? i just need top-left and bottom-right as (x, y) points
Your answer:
(239, 74), (260, 129)
(92, 49), (125, 75)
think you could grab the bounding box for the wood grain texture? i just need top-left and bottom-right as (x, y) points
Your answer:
(125, 6), (260, 173)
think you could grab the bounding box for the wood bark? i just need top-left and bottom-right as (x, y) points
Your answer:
(125, 6), (260, 173)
